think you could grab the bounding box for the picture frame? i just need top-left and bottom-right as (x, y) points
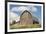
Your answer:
(5, 0), (45, 33)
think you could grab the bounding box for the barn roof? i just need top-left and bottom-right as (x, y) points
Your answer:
(20, 10), (32, 16)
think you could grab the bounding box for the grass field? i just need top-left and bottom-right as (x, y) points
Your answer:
(10, 23), (41, 29)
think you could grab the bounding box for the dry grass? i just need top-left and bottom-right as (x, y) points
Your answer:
(10, 23), (41, 29)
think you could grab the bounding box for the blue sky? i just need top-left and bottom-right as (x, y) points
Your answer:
(10, 4), (41, 21)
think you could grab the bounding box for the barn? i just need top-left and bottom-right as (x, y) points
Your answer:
(20, 10), (33, 25)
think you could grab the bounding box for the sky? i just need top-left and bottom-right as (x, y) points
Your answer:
(9, 4), (41, 22)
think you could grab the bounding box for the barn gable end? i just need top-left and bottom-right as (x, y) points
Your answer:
(20, 10), (33, 24)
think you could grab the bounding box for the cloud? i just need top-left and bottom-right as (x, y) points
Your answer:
(9, 12), (20, 22)
(11, 6), (37, 13)
(11, 6), (30, 12)
(11, 7), (19, 12)
(31, 6), (37, 12)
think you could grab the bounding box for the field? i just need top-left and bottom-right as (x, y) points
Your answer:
(10, 23), (41, 29)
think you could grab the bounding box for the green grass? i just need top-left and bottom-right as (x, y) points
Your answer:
(10, 23), (41, 29)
